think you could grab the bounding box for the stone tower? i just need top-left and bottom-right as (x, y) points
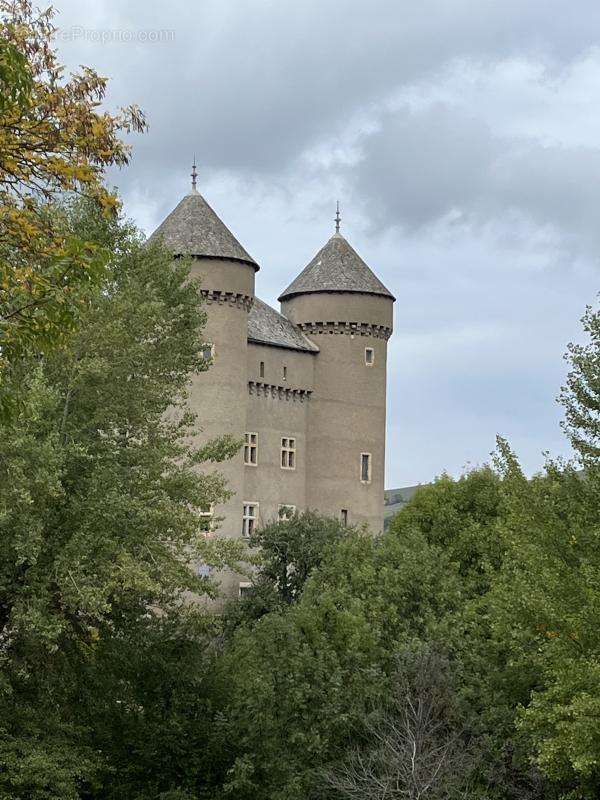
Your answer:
(147, 179), (258, 550)
(149, 178), (395, 596)
(279, 226), (394, 533)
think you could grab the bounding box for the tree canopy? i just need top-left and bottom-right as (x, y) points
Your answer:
(0, 0), (145, 372)
(0, 198), (241, 798)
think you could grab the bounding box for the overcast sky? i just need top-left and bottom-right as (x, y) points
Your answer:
(54, 0), (600, 488)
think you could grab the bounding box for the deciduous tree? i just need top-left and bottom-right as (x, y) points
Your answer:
(0, 0), (145, 370)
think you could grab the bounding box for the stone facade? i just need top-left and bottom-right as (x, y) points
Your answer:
(149, 184), (395, 597)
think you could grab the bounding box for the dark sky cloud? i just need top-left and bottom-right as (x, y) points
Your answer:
(53, 0), (600, 486)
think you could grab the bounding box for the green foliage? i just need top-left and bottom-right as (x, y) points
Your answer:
(488, 454), (600, 795)
(250, 510), (351, 603)
(389, 466), (504, 596)
(560, 303), (600, 465)
(0, 198), (241, 799)
(2, 210), (599, 800)
(0, 0), (146, 372)
(214, 525), (460, 799)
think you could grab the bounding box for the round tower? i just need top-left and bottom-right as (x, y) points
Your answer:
(279, 213), (394, 532)
(148, 169), (257, 556)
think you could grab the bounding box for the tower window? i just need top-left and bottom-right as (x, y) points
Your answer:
(281, 437), (296, 470)
(283, 365), (287, 381)
(259, 361), (265, 378)
(242, 503), (259, 538)
(360, 453), (372, 484)
(198, 502), (215, 534)
(278, 503), (296, 521)
(341, 509), (348, 527)
(365, 347), (374, 366)
(244, 432), (258, 465)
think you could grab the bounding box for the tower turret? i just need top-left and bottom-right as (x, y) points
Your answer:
(148, 170), (257, 564)
(279, 213), (394, 532)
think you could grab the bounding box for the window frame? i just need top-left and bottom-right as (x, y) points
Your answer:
(365, 346), (375, 366)
(198, 502), (215, 534)
(242, 502), (259, 538)
(244, 432), (258, 466)
(341, 508), (348, 527)
(239, 581), (252, 598)
(281, 437), (296, 470)
(360, 452), (372, 484)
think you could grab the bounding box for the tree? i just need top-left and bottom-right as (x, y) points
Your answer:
(488, 443), (600, 797)
(388, 468), (504, 597)
(250, 511), (351, 603)
(0, 0), (146, 370)
(560, 302), (600, 465)
(214, 525), (460, 800)
(0, 198), (241, 798)
(325, 647), (472, 800)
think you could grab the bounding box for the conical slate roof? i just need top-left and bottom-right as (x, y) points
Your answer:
(278, 232), (394, 301)
(147, 189), (258, 269)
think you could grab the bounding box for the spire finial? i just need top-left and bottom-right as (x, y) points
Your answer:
(191, 156), (197, 192)
(334, 201), (341, 234)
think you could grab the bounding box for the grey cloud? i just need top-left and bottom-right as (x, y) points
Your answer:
(50, 0), (600, 487)
(351, 103), (600, 259)
(57, 0), (600, 186)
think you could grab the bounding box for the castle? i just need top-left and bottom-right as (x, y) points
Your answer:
(149, 172), (395, 596)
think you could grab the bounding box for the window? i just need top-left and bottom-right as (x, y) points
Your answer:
(283, 365), (288, 381)
(278, 504), (296, 521)
(281, 437), (296, 470)
(341, 509), (348, 527)
(259, 361), (265, 378)
(198, 503), (215, 533)
(365, 347), (374, 366)
(239, 581), (252, 598)
(360, 453), (372, 484)
(244, 432), (258, 465)
(242, 502), (258, 538)
(202, 343), (214, 362)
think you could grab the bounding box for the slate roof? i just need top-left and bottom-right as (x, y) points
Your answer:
(278, 232), (394, 301)
(248, 298), (319, 353)
(147, 189), (258, 269)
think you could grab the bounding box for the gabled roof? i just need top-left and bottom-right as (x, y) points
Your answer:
(278, 232), (394, 301)
(147, 189), (258, 269)
(248, 298), (319, 353)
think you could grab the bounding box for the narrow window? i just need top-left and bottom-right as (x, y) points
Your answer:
(278, 504), (296, 521)
(281, 437), (296, 470)
(341, 509), (348, 527)
(365, 347), (374, 366)
(239, 581), (252, 598)
(360, 453), (372, 484)
(198, 502), (215, 533)
(259, 361), (265, 378)
(283, 365), (287, 381)
(244, 432), (258, 466)
(242, 503), (258, 538)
